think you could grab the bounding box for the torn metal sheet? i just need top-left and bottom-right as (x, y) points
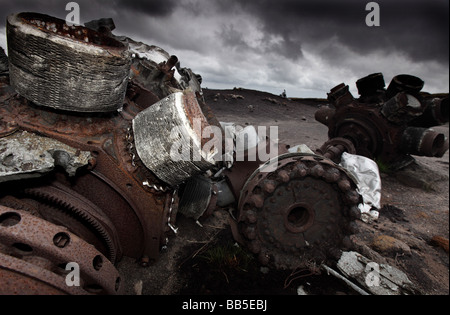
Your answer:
(339, 152), (381, 222)
(0, 130), (91, 182)
(337, 251), (416, 295)
(120, 37), (203, 96)
(219, 122), (267, 169)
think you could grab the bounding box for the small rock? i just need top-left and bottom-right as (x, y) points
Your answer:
(430, 236), (449, 253)
(371, 235), (411, 256)
(133, 280), (143, 295)
(260, 266), (270, 274)
(226, 94), (244, 100)
(297, 285), (308, 295)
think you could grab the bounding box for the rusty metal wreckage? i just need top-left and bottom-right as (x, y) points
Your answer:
(0, 12), (448, 295)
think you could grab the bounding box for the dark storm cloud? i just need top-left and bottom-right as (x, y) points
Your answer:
(214, 0), (449, 65)
(2, 0), (446, 65)
(113, 0), (176, 17)
(0, 0), (176, 27)
(0, 0), (448, 96)
(219, 24), (249, 50)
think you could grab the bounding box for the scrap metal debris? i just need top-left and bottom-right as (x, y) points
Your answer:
(1, 12), (444, 296)
(339, 152), (381, 222)
(316, 73), (449, 169)
(0, 130), (91, 182)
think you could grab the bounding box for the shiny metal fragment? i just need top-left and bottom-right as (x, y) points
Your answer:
(132, 91), (218, 187)
(0, 131), (91, 182)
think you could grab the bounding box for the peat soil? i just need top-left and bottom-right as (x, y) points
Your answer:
(117, 87), (449, 296)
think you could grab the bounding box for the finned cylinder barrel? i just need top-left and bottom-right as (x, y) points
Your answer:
(400, 127), (448, 157)
(356, 73), (385, 97)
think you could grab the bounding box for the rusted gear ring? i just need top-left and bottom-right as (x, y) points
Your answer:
(0, 205), (123, 295)
(237, 153), (361, 269)
(22, 181), (121, 264)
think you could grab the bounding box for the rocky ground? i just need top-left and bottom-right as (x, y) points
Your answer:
(117, 87), (449, 296)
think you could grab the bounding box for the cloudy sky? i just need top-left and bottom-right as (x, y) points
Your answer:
(0, 0), (448, 98)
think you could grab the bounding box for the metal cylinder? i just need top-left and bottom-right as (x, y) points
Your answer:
(409, 97), (449, 128)
(315, 106), (335, 127)
(327, 84), (354, 107)
(132, 91), (219, 186)
(7, 12), (131, 112)
(386, 74), (424, 99)
(433, 97), (449, 124)
(425, 97), (448, 125)
(400, 127), (448, 157)
(356, 73), (385, 97)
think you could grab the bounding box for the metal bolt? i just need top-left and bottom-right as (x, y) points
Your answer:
(53, 232), (70, 248)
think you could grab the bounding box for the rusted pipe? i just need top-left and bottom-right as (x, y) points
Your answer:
(314, 107), (335, 126)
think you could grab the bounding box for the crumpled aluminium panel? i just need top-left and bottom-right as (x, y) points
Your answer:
(339, 152), (381, 222)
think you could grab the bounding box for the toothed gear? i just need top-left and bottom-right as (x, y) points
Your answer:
(236, 153), (362, 269)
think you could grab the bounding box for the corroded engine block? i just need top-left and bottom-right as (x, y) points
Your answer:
(316, 73), (449, 169)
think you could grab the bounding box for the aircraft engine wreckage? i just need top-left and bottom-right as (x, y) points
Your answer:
(0, 12), (446, 295)
(315, 73), (449, 169)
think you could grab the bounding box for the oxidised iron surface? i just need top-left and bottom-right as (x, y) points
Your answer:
(0, 75), (179, 262)
(0, 12), (221, 294)
(228, 153), (361, 269)
(315, 73), (449, 168)
(0, 12), (369, 294)
(0, 205), (122, 295)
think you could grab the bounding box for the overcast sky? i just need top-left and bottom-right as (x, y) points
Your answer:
(0, 0), (448, 98)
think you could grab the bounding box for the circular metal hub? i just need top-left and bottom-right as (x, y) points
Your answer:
(236, 154), (361, 269)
